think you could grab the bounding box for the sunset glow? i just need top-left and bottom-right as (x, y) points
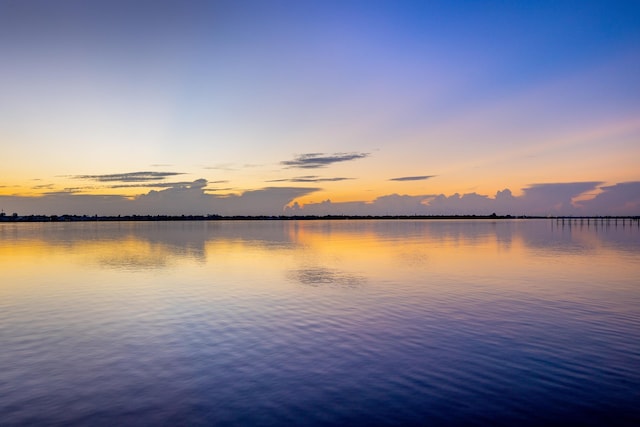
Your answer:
(1, 1), (639, 216)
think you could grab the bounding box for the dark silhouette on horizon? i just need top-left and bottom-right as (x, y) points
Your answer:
(1, 212), (638, 223)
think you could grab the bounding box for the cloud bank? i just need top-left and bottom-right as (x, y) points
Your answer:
(1, 180), (318, 216)
(286, 182), (640, 216)
(1, 180), (638, 217)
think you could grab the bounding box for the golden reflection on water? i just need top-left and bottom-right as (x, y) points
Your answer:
(2, 220), (640, 426)
(2, 220), (638, 300)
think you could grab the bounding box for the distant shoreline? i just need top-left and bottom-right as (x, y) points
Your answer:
(1, 214), (639, 223)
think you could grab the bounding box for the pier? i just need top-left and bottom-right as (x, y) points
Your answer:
(553, 216), (640, 229)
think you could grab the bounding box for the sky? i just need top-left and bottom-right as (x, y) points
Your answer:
(1, 0), (639, 216)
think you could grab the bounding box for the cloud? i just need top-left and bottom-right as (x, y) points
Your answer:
(134, 182), (318, 216)
(42, 190), (82, 196)
(285, 181), (622, 216)
(281, 152), (369, 169)
(210, 187), (320, 216)
(0, 193), (131, 215)
(0, 180), (319, 216)
(109, 181), (205, 189)
(518, 182), (602, 213)
(72, 171), (184, 182)
(204, 188), (234, 193)
(266, 176), (353, 183)
(389, 175), (436, 182)
(2, 181), (638, 217)
(42, 186), (101, 194)
(204, 164), (236, 171)
(577, 182), (640, 215)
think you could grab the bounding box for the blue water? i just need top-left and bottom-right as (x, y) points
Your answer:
(1, 219), (639, 425)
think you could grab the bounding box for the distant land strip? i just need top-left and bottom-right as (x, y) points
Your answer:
(1, 214), (639, 223)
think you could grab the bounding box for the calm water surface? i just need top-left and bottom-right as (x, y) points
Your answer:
(1, 219), (639, 426)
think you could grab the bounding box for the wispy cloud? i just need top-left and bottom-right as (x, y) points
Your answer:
(389, 175), (436, 182)
(204, 164), (236, 171)
(266, 176), (353, 183)
(32, 183), (55, 190)
(61, 186), (100, 193)
(108, 181), (204, 189)
(73, 171), (184, 182)
(204, 187), (235, 193)
(43, 190), (82, 196)
(281, 152), (369, 169)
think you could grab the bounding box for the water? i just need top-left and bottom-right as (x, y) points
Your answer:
(1, 219), (639, 426)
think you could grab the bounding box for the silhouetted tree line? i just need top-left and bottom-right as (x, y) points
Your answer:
(1, 212), (638, 223)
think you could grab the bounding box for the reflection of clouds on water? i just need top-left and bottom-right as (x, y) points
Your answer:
(90, 242), (208, 271)
(87, 222), (298, 270)
(397, 249), (430, 268)
(95, 252), (171, 270)
(4, 221), (297, 271)
(6, 219), (638, 273)
(288, 267), (365, 288)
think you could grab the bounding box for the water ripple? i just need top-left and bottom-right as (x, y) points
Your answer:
(1, 220), (639, 426)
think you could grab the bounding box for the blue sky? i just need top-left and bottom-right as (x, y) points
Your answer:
(1, 0), (639, 215)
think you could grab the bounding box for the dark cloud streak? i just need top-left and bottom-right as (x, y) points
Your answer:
(282, 152), (369, 169)
(73, 171), (184, 182)
(267, 176), (353, 183)
(109, 181), (203, 189)
(204, 187), (234, 192)
(389, 175), (435, 182)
